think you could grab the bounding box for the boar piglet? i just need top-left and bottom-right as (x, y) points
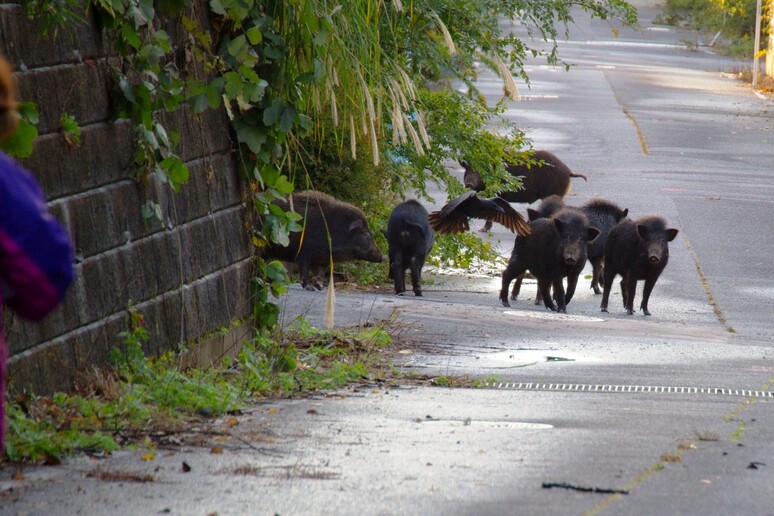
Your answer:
(579, 198), (629, 294)
(264, 191), (384, 290)
(500, 209), (599, 313)
(386, 200), (435, 296)
(600, 215), (678, 315)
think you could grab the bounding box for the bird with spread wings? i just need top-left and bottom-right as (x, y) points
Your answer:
(427, 192), (530, 236)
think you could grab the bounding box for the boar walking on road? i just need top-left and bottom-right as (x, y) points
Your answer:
(386, 200), (435, 296)
(463, 150), (588, 232)
(579, 198), (629, 294)
(500, 209), (599, 313)
(264, 191), (384, 290)
(600, 215), (678, 315)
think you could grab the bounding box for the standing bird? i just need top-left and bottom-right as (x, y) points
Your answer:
(427, 191), (530, 236)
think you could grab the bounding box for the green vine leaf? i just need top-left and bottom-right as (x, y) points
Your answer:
(0, 120), (38, 158)
(60, 112), (81, 147)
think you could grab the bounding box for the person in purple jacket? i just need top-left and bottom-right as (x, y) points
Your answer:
(0, 56), (75, 451)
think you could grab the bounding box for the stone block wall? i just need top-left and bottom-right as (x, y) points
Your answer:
(0, 1), (253, 394)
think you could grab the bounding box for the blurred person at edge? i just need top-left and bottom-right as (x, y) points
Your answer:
(0, 56), (75, 451)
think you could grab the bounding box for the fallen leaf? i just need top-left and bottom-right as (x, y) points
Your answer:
(210, 447), (223, 454)
(182, 462), (191, 473)
(268, 408), (277, 414)
(307, 409), (319, 415)
(12, 473), (25, 481)
(701, 479), (712, 484)
(227, 417), (239, 427)
(141, 453), (156, 461)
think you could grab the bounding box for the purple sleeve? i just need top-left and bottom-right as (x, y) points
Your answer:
(0, 153), (75, 320)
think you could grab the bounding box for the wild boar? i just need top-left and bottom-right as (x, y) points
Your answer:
(600, 215), (678, 315)
(386, 200), (434, 296)
(463, 150), (588, 231)
(500, 209), (599, 313)
(264, 191), (384, 290)
(579, 198), (629, 294)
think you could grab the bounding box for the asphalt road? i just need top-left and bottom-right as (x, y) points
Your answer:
(3, 2), (773, 515)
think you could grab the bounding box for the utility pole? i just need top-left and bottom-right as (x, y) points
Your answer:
(752, 0), (762, 87)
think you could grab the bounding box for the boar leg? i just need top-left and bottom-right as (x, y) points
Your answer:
(539, 279), (557, 312)
(639, 276), (658, 315)
(511, 273), (524, 301)
(392, 255), (406, 295)
(600, 268), (616, 312)
(533, 283), (544, 305)
(620, 279), (628, 309)
(590, 259), (603, 294)
(410, 256), (423, 296)
(552, 276), (567, 313)
(623, 275), (638, 315)
(500, 261), (526, 307)
(565, 273), (579, 306)
(297, 260), (316, 291)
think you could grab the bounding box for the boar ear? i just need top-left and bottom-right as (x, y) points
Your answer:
(621, 208), (629, 219)
(666, 228), (679, 241)
(636, 224), (650, 239)
(527, 208), (541, 221)
(553, 217), (565, 234)
(586, 227), (600, 243)
(348, 219), (365, 232)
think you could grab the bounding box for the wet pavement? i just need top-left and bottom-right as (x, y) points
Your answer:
(3, 1), (774, 515)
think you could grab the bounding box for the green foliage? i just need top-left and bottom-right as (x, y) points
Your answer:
(59, 112), (81, 147)
(660, 0), (763, 56)
(0, 102), (39, 158)
(21, 0), (85, 36)
(428, 233), (503, 270)
(4, 403), (118, 463)
(3, 312), (395, 463)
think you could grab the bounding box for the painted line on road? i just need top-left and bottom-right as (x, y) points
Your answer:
(482, 382), (774, 399)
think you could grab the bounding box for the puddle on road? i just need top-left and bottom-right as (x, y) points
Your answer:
(420, 419), (553, 430)
(503, 310), (605, 323)
(476, 349), (580, 369)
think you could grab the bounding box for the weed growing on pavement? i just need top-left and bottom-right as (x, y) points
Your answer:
(3, 312), (395, 464)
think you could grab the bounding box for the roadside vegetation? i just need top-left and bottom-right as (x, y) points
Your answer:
(657, 0), (770, 58)
(3, 310), (401, 463)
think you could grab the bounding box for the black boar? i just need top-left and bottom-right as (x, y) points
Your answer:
(600, 215), (678, 315)
(579, 198), (629, 294)
(386, 200), (435, 296)
(264, 191), (384, 290)
(427, 191), (530, 235)
(500, 209), (599, 313)
(526, 194), (566, 221)
(463, 150), (587, 232)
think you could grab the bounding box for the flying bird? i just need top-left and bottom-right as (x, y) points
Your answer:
(427, 192), (531, 236)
